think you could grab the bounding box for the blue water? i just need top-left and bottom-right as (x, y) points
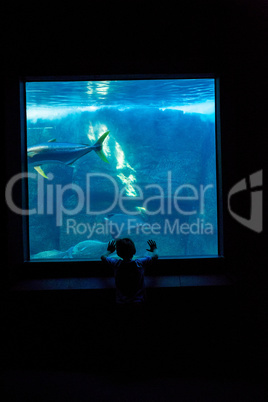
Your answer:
(26, 79), (218, 260)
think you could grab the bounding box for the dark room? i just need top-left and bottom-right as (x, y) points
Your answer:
(2, 2), (267, 401)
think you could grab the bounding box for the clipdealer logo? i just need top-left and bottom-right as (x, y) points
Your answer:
(228, 170), (263, 233)
(5, 169), (263, 234)
(5, 171), (216, 237)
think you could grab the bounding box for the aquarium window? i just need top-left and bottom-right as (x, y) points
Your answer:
(23, 77), (220, 261)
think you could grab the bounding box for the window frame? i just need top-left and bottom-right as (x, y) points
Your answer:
(14, 73), (224, 279)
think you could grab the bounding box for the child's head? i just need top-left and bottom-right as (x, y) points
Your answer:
(116, 238), (136, 260)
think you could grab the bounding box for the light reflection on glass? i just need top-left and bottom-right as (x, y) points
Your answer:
(117, 173), (137, 197)
(87, 122), (96, 141)
(115, 141), (137, 196)
(115, 141), (135, 172)
(86, 81), (110, 98)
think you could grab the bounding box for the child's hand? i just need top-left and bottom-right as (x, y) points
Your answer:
(146, 240), (157, 252)
(107, 240), (116, 253)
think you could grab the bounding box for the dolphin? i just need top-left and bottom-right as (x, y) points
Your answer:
(27, 130), (109, 178)
(31, 240), (108, 259)
(70, 240), (107, 258)
(31, 249), (69, 259)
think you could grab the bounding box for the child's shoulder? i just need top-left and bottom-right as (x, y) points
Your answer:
(105, 256), (122, 265)
(134, 256), (153, 266)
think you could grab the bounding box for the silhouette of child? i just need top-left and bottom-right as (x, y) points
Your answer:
(101, 238), (158, 304)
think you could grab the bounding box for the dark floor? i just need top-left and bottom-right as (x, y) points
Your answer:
(1, 286), (266, 401)
(2, 370), (266, 402)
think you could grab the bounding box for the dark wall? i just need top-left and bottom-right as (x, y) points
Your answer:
(3, 1), (267, 378)
(4, 1), (266, 278)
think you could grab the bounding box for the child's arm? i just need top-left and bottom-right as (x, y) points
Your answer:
(101, 240), (116, 261)
(146, 240), (158, 260)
